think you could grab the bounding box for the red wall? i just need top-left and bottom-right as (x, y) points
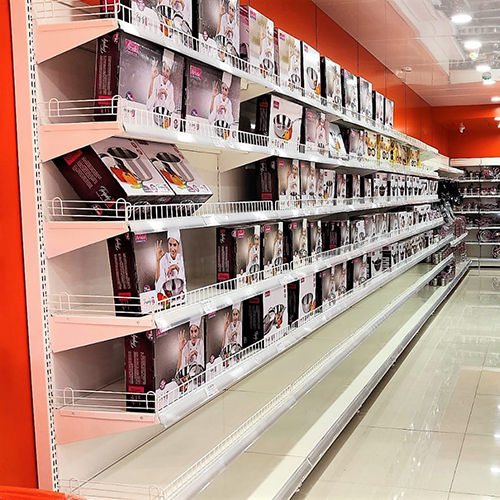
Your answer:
(0, 0), (38, 487)
(247, 0), (449, 154)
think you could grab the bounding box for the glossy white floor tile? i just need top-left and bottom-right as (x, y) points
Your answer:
(467, 395), (500, 436)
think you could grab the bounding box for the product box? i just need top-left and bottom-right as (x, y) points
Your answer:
(329, 123), (347, 158)
(375, 213), (388, 234)
(398, 175), (407, 197)
(409, 147), (421, 168)
(284, 218), (308, 265)
(316, 267), (334, 308)
(406, 176), (414, 197)
(205, 303), (243, 372)
(343, 128), (365, 157)
(350, 218), (366, 244)
(185, 60), (240, 140)
(378, 135), (391, 162)
(288, 273), (316, 324)
(53, 138), (175, 209)
(388, 173), (399, 199)
(301, 41), (321, 101)
(255, 157), (300, 207)
(373, 90), (385, 125)
(337, 220), (350, 247)
(406, 211), (415, 227)
(347, 254), (367, 290)
(304, 108), (329, 154)
(333, 261), (347, 298)
(382, 244), (399, 270)
(358, 76), (373, 120)
(399, 241), (406, 261)
(124, 317), (205, 410)
(96, 32), (185, 128)
(198, 0), (239, 62)
(240, 5), (274, 79)
(368, 249), (383, 279)
(373, 172), (388, 200)
(216, 225), (261, 283)
(420, 178), (429, 196)
(242, 295), (264, 347)
(274, 28), (302, 97)
(346, 174), (361, 199)
(308, 220), (323, 256)
(261, 222), (284, 276)
(365, 131), (378, 160)
(300, 160), (317, 204)
(364, 214), (376, 239)
(255, 94), (303, 153)
(362, 176), (373, 198)
(384, 97), (394, 128)
(321, 56), (342, 109)
(138, 141), (212, 204)
(398, 212), (408, 231)
(321, 221), (335, 251)
(316, 169), (336, 202)
(336, 173), (347, 199)
(341, 68), (359, 117)
(263, 285), (288, 340)
(388, 212), (399, 232)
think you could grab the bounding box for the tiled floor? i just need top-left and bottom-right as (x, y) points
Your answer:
(298, 269), (500, 500)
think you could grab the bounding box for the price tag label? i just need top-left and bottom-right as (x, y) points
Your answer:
(205, 383), (218, 398)
(203, 300), (217, 315)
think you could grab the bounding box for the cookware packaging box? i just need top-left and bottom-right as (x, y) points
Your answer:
(362, 176), (373, 198)
(185, 59), (241, 141)
(329, 123), (347, 158)
(198, 0), (240, 62)
(300, 160), (317, 204)
(378, 135), (391, 162)
(321, 56), (342, 109)
(316, 267), (334, 308)
(373, 172), (388, 200)
(242, 295), (264, 347)
(287, 273), (316, 325)
(205, 302), (243, 374)
(321, 221), (336, 251)
(138, 141), (212, 203)
(336, 220), (351, 247)
(263, 285), (288, 342)
(341, 68), (359, 118)
(382, 244), (399, 270)
(365, 131), (378, 161)
(364, 214), (376, 240)
(384, 97), (395, 128)
(388, 212), (399, 232)
(375, 213), (388, 235)
(304, 108), (329, 155)
(410, 147), (421, 168)
(283, 218), (309, 265)
(347, 254), (368, 290)
(216, 225), (261, 283)
(274, 28), (302, 98)
(336, 173), (347, 199)
(261, 222), (284, 277)
(399, 241), (407, 262)
(373, 90), (385, 125)
(368, 249), (383, 279)
(350, 219), (366, 245)
(343, 128), (365, 157)
(333, 261), (347, 298)
(317, 169), (336, 202)
(398, 175), (407, 197)
(255, 157), (301, 207)
(240, 6), (274, 80)
(108, 230), (187, 314)
(256, 94), (303, 153)
(308, 220), (323, 256)
(358, 77), (373, 120)
(53, 138), (175, 210)
(388, 174), (399, 199)
(301, 41), (321, 101)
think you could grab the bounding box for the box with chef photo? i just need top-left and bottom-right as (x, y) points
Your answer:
(336, 173), (347, 199)
(373, 172), (388, 200)
(333, 261), (347, 298)
(123, 317), (205, 411)
(216, 225), (260, 284)
(373, 90), (385, 125)
(362, 176), (373, 198)
(138, 141), (212, 204)
(378, 135), (391, 162)
(301, 41), (321, 101)
(316, 267), (335, 308)
(342, 128), (365, 157)
(365, 131), (378, 161)
(368, 249), (383, 279)
(274, 28), (302, 97)
(375, 213), (388, 235)
(287, 274), (316, 325)
(430, 180), (438, 195)
(399, 241), (406, 262)
(261, 222), (284, 277)
(420, 178), (429, 196)
(341, 68), (359, 117)
(255, 94), (303, 153)
(328, 123), (347, 158)
(409, 147), (421, 168)
(263, 285), (288, 343)
(358, 77), (373, 120)
(185, 60), (240, 141)
(198, 0), (239, 63)
(53, 138), (175, 211)
(384, 97), (394, 128)
(304, 108), (329, 155)
(308, 220), (323, 257)
(406, 210), (415, 227)
(239, 5), (274, 80)
(300, 161), (317, 204)
(388, 174), (399, 199)
(405, 239), (413, 258)
(283, 218), (308, 265)
(350, 218), (366, 245)
(347, 254), (368, 290)
(321, 56), (342, 109)
(398, 212), (408, 231)
(388, 212), (399, 232)
(107, 229), (187, 314)
(346, 174), (361, 199)
(406, 176), (414, 197)
(398, 175), (407, 197)
(364, 214), (376, 240)
(336, 220), (350, 247)
(205, 303), (243, 373)
(316, 169), (336, 203)
(382, 244), (399, 270)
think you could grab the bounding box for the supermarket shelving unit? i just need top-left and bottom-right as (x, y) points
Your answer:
(451, 158), (500, 267)
(10, 0), (465, 494)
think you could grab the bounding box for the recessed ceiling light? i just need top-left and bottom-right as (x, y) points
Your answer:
(451, 13), (472, 24)
(464, 39), (482, 50)
(492, 97), (500, 102)
(477, 64), (492, 72)
(494, 117), (500, 120)
(484, 79), (496, 86)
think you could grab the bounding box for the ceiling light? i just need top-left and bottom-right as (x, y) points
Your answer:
(484, 79), (496, 86)
(476, 64), (492, 72)
(469, 51), (479, 61)
(491, 97), (500, 102)
(494, 117), (500, 120)
(464, 39), (482, 50)
(451, 13), (472, 24)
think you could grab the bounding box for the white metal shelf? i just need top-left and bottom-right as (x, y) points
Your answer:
(471, 257), (500, 267)
(44, 195), (439, 258)
(462, 195), (500, 198)
(455, 210), (500, 214)
(466, 241), (500, 246)
(32, 1), (439, 159)
(467, 226), (500, 230)
(457, 179), (500, 183)
(451, 232), (468, 247)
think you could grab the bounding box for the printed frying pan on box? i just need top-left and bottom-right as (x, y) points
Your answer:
(305, 66), (320, 95)
(273, 114), (301, 141)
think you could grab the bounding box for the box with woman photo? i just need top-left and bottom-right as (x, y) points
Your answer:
(274, 28), (302, 98)
(300, 160), (317, 204)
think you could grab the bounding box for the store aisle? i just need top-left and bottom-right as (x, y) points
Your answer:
(296, 269), (500, 499)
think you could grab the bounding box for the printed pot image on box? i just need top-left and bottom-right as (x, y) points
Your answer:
(321, 56), (342, 109)
(185, 59), (241, 140)
(288, 274), (316, 325)
(308, 220), (323, 257)
(301, 161), (317, 204)
(301, 41), (321, 100)
(95, 31), (184, 130)
(316, 266), (335, 307)
(275, 28), (302, 97)
(261, 222), (284, 277)
(198, 0), (240, 61)
(317, 169), (336, 202)
(329, 123), (347, 158)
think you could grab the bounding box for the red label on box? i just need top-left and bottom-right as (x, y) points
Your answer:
(250, 9), (257, 19)
(63, 150), (83, 165)
(264, 225), (271, 232)
(125, 39), (140, 55)
(218, 272), (230, 280)
(135, 234), (147, 243)
(265, 291), (270, 297)
(236, 229), (245, 238)
(262, 193), (272, 200)
(128, 386), (145, 393)
(273, 100), (280, 109)
(190, 65), (202, 79)
(249, 297), (260, 303)
(279, 32), (286, 40)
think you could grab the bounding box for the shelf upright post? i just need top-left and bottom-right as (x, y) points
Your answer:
(9, 0), (58, 490)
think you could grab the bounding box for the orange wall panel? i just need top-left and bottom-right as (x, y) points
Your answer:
(385, 70), (406, 133)
(0, 0), (38, 488)
(357, 46), (386, 94)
